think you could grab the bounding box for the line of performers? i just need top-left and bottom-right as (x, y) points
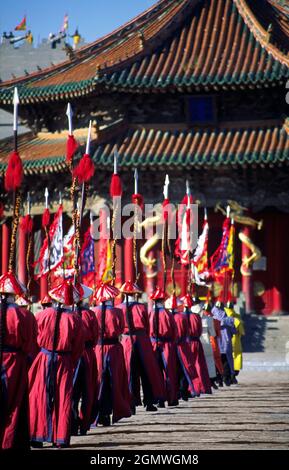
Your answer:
(0, 271), (244, 450)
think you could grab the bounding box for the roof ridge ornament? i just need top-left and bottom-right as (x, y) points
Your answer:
(234, 0), (289, 66)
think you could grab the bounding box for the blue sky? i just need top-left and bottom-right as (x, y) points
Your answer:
(1, 0), (156, 45)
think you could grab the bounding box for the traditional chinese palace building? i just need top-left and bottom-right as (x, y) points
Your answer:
(0, 0), (288, 315)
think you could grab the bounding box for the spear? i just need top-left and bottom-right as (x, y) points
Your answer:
(65, 102), (78, 166)
(1, 88), (23, 394)
(20, 192), (33, 292)
(162, 174), (170, 294)
(42, 187), (51, 281)
(6, 87), (23, 273)
(132, 168), (144, 283)
(109, 147), (122, 285)
(13, 87), (19, 152)
(72, 121), (95, 285)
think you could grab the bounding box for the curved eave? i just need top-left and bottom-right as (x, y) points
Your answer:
(1, 122), (288, 175)
(1, 0), (289, 105)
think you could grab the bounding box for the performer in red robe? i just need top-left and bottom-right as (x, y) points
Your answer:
(183, 295), (212, 395)
(119, 281), (165, 413)
(92, 283), (131, 426)
(71, 284), (98, 436)
(149, 287), (179, 407)
(28, 280), (85, 448)
(165, 294), (198, 400)
(0, 272), (38, 450)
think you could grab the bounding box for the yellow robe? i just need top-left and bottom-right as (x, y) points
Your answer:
(225, 308), (245, 371)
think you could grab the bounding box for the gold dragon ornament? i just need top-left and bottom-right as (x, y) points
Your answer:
(138, 203), (178, 279)
(215, 201), (263, 276)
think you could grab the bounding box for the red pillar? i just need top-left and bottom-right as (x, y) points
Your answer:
(18, 223), (27, 286)
(241, 226), (254, 313)
(124, 237), (134, 282)
(1, 223), (10, 274)
(272, 212), (283, 313)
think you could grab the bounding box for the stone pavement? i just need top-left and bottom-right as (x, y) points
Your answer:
(46, 370), (288, 451)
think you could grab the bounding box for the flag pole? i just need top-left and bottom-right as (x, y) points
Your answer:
(162, 174), (170, 294)
(8, 87), (22, 274)
(73, 121), (92, 285)
(132, 168), (142, 283)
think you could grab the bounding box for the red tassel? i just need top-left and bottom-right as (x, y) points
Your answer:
(5, 150), (23, 192)
(66, 134), (78, 163)
(162, 198), (170, 221)
(110, 174), (122, 198)
(20, 214), (33, 233)
(73, 153), (95, 184)
(42, 208), (50, 229)
(132, 193), (144, 209)
(181, 194), (194, 206)
(64, 281), (74, 306)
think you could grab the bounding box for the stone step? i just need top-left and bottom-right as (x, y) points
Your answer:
(242, 314), (289, 356)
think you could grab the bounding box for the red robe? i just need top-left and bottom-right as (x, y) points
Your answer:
(186, 310), (212, 394)
(28, 307), (84, 445)
(173, 311), (198, 396)
(0, 302), (38, 449)
(210, 317), (224, 375)
(92, 304), (131, 423)
(119, 301), (165, 406)
(149, 306), (178, 404)
(72, 307), (98, 434)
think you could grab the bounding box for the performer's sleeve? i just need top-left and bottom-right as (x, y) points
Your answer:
(171, 315), (178, 341)
(21, 309), (38, 356)
(29, 312), (40, 360)
(143, 307), (150, 335)
(222, 316), (237, 334)
(148, 311), (154, 337)
(71, 316), (85, 365)
(92, 313), (99, 345)
(208, 317), (216, 338)
(118, 308), (125, 334)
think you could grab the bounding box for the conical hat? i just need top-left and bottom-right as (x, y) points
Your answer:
(49, 280), (80, 306)
(150, 286), (166, 301)
(93, 282), (119, 303)
(76, 283), (93, 300)
(41, 294), (52, 306)
(0, 272), (26, 295)
(15, 294), (31, 307)
(180, 294), (193, 308)
(120, 280), (142, 295)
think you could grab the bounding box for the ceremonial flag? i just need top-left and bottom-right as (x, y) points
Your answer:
(15, 16), (26, 31)
(97, 239), (113, 283)
(227, 222), (235, 275)
(61, 14), (69, 33)
(175, 198), (193, 266)
(62, 225), (75, 276)
(102, 240), (114, 283)
(210, 217), (231, 274)
(192, 218), (209, 285)
(80, 227), (95, 287)
(34, 205), (63, 278)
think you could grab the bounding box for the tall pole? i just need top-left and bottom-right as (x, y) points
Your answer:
(241, 226), (254, 313)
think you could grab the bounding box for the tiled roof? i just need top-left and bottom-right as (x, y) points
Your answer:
(1, 121), (288, 175)
(0, 131), (86, 175)
(93, 121), (289, 169)
(0, 0), (288, 104)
